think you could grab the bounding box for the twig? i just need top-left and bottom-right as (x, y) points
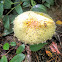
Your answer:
(36, 53), (39, 62)
(57, 34), (61, 46)
(56, 30), (62, 33)
(4, 47), (14, 56)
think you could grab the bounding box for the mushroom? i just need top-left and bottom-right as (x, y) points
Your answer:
(13, 11), (56, 45)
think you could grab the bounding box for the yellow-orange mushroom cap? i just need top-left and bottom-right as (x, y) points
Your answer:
(13, 11), (56, 45)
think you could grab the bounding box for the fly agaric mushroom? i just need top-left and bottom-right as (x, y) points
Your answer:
(13, 11), (56, 45)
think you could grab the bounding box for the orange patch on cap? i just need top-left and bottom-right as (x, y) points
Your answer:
(26, 21), (41, 28)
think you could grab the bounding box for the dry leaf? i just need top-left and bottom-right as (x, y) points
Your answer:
(46, 50), (52, 57)
(56, 20), (62, 25)
(49, 42), (61, 54)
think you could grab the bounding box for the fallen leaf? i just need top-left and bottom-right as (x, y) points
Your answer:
(49, 45), (56, 53)
(52, 42), (60, 54)
(46, 50), (52, 57)
(49, 42), (61, 54)
(56, 20), (62, 25)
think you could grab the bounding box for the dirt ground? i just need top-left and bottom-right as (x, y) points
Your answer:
(0, 2), (62, 62)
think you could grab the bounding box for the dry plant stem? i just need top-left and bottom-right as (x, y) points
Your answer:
(56, 30), (62, 33)
(60, 35), (62, 36)
(0, 44), (3, 47)
(25, 45), (31, 62)
(55, 55), (58, 62)
(47, 55), (58, 62)
(56, 33), (61, 46)
(36, 53), (39, 62)
(4, 47), (15, 56)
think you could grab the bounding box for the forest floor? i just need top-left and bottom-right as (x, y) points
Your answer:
(0, 3), (62, 62)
